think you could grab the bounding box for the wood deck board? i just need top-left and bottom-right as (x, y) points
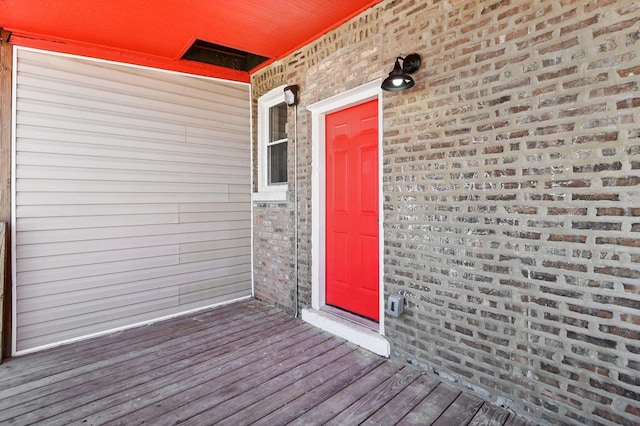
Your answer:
(505, 412), (535, 426)
(0, 309), (290, 408)
(361, 374), (440, 426)
(325, 367), (424, 426)
(431, 392), (485, 426)
(187, 344), (358, 426)
(64, 322), (317, 426)
(287, 361), (405, 425)
(395, 382), (462, 426)
(89, 323), (313, 425)
(129, 335), (342, 426)
(0, 299), (534, 426)
(0, 299), (267, 385)
(251, 349), (385, 426)
(100, 326), (332, 426)
(1, 300), (253, 368)
(468, 403), (512, 426)
(141, 333), (343, 426)
(213, 347), (368, 426)
(7, 325), (304, 424)
(0, 310), (295, 423)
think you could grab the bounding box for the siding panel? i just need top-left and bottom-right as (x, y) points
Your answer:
(13, 49), (251, 353)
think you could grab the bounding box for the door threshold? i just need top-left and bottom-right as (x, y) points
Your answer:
(321, 305), (379, 331)
(301, 307), (390, 357)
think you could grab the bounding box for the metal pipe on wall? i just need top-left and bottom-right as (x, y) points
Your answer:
(293, 103), (299, 318)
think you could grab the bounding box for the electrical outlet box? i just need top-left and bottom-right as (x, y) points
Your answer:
(387, 295), (404, 317)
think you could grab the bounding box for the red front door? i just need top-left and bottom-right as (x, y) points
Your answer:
(325, 100), (379, 321)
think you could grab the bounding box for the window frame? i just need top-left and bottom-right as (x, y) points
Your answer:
(255, 85), (288, 200)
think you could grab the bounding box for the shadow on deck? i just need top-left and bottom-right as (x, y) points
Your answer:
(0, 299), (534, 425)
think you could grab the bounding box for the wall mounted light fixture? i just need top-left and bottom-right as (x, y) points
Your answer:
(284, 84), (299, 106)
(381, 53), (421, 92)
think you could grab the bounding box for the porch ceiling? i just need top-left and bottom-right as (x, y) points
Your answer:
(0, 0), (381, 81)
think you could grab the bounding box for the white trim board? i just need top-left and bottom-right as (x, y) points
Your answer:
(306, 79), (389, 357)
(254, 84), (288, 201)
(10, 44), (18, 355)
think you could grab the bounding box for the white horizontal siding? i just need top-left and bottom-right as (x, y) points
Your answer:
(18, 261), (251, 300)
(13, 49), (252, 353)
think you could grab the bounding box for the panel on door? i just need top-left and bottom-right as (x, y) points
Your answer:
(325, 100), (379, 321)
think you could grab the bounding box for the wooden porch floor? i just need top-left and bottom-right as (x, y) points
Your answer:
(0, 299), (534, 425)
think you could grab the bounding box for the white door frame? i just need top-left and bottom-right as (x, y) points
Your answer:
(303, 80), (389, 357)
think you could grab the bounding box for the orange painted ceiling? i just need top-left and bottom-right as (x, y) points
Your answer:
(0, 0), (381, 82)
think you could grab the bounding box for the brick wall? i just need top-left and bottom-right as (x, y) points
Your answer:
(252, 202), (296, 313)
(252, 1), (640, 424)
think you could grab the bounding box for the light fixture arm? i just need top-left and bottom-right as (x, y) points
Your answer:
(399, 53), (421, 74)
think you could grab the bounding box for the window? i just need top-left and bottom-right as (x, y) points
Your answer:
(268, 102), (288, 184)
(256, 85), (288, 200)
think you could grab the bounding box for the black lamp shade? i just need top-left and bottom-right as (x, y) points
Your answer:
(381, 54), (421, 92)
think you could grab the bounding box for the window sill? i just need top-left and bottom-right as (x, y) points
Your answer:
(252, 191), (287, 202)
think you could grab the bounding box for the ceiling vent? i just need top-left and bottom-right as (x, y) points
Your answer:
(182, 40), (269, 71)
